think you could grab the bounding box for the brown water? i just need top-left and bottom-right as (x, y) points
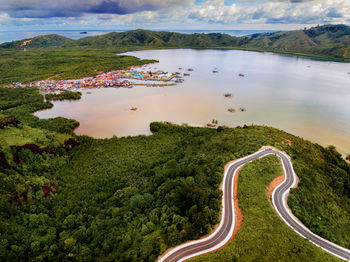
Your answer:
(35, 49), (350, 154)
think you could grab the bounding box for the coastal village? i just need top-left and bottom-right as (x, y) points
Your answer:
(7, 66), (182, 91)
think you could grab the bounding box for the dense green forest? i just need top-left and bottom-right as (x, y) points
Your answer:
(192, 155), (339, 261)
(45, 91), (82, 101)
(0, 48), (155, 85)
(0, 87), (349, 261)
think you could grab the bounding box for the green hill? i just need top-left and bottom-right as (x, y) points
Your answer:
(239, 24), (350, 60)
(76, 29), (240, 48)
(0, 34), (75, 49)
(1, 24), (349, 61)
(73, 24), (350, 60)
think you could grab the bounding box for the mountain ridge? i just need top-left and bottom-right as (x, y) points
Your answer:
(1, 24), (350, 61)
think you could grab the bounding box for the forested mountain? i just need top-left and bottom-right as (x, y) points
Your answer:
(1, 24), (350, 61)
(76, 30), (241, 48)
(0, 34), (75, 49)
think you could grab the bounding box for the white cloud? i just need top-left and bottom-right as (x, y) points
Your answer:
(0, 0), (349, 30)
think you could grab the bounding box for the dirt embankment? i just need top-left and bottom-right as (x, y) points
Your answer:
(266, 173), (285, 217)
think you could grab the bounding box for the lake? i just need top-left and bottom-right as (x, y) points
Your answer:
(35, 49), (350, 155)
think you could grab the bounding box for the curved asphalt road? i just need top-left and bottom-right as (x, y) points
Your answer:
(159, 147), (350, 262)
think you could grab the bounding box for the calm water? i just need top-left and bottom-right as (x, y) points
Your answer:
(35, 49), (350, 154)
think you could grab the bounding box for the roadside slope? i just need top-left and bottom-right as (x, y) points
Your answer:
(191, 155), (340, 262)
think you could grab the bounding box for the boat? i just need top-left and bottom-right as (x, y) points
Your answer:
(178, 67), (182, 70)
(80, 31), (87, 34)
(130, 107), (138, 111)
(206, 123), (216, 128)
(224, 93), (232, 97)
(87, 92), (92, 94)
(227, 108), (235, 112)
(187, 68), (194, 71)
(184, 73), (190, 76)
(238, 73), (245, 77)
(212, 70), (219, 73)
(239, 107), (247, 112)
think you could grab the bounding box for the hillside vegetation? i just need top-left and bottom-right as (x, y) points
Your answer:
(0, 48), (155, 84)
(45, 91), (82, 101)
(0, 87), (349, 261)
(1, 24), (350, 62)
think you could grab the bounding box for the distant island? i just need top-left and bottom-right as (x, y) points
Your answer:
(0, 24), (349, 85)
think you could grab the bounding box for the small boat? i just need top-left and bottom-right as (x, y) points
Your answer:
(80, 31), (87, 34)
(212, 70), (219, 73)
(206, 123), (216, 128)
(184, 73), (190, 76)
(187, 68), (194, 71)
(239, 107), (247, 112)
(130, 107), (138, 111)
(227, 108), (235, 112)
(178, 67), (182, 70)
(238, 73), (245, 77)
(224, 93), (232, 97)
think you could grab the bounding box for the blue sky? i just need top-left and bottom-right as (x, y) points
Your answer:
(0, 0), (349, 31)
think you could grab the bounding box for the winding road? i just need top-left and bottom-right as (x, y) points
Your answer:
(159, 147), (350, 262)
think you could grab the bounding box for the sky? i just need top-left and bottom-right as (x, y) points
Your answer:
(0, 0), (349, 31)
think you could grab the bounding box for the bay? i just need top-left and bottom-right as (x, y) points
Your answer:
(35, 49), (350, 155)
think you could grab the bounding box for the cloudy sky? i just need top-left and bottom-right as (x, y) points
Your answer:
(0, 0), (349, 30)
